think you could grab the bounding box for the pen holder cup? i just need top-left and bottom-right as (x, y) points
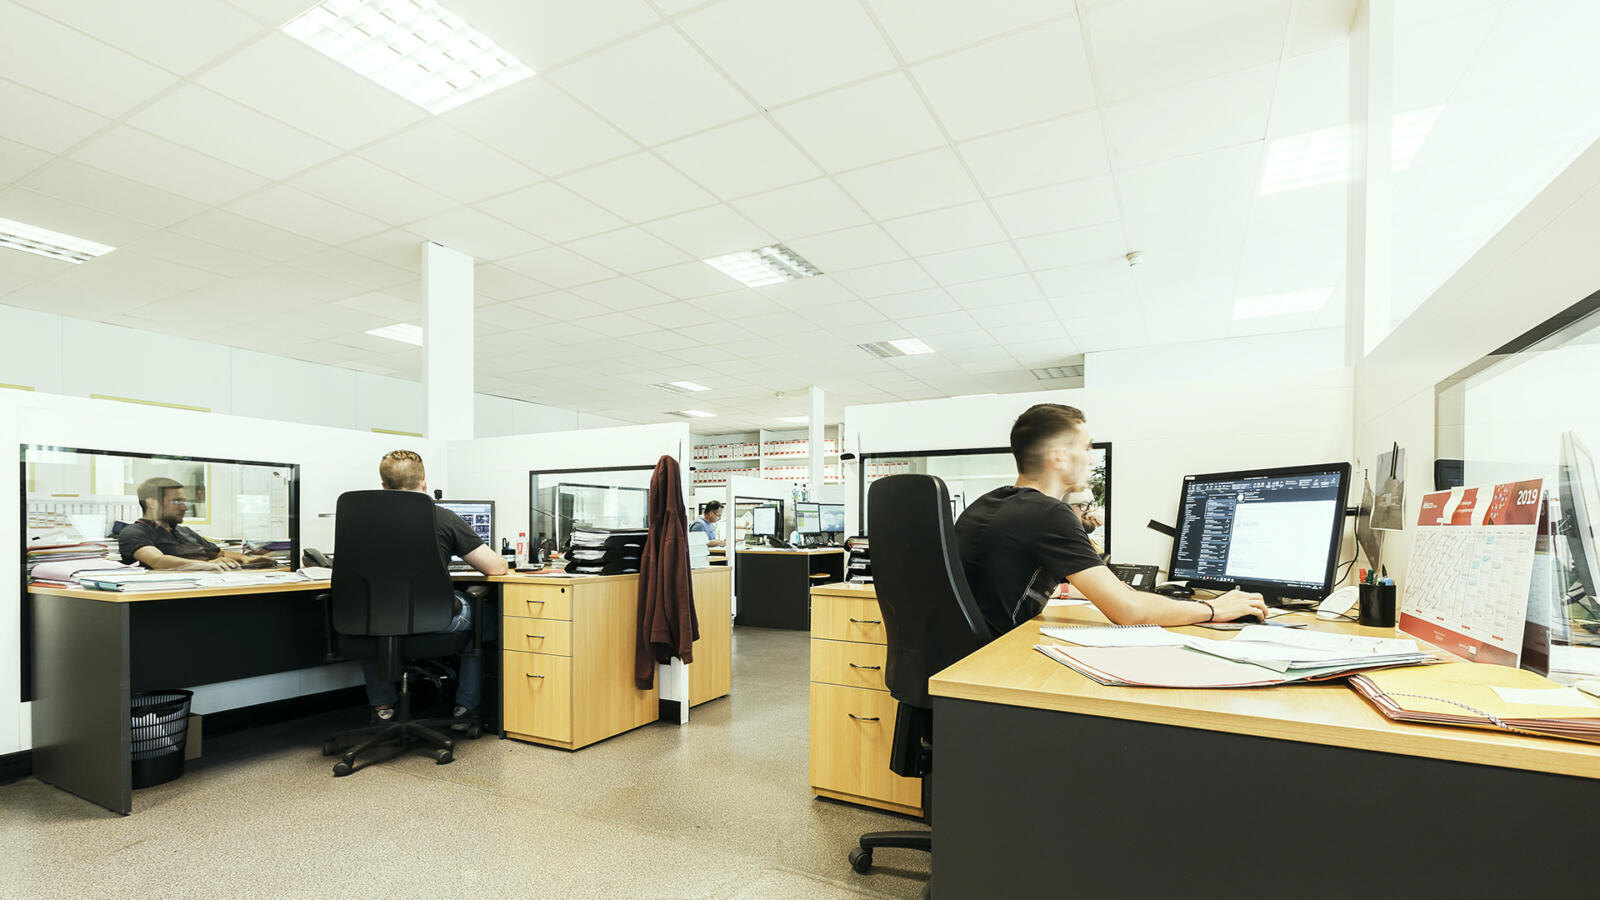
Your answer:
(1358, 583), (1397, 628)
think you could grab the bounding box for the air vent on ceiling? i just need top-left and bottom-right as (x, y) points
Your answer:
(1030, 363), (1086, 381)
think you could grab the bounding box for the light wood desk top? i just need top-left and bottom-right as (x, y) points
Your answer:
(28, 579), (333, 603)
(928, 603), (1600, 781)
(811, 582), (876, 599)
(736, 547), (845, 556)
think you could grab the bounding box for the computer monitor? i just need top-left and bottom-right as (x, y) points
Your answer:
(752, 505), (779, 537)
(795, 502), (821, 535)
(1166, 462), (1351, 603)
(1558, 432), (1600, 599)
(437, 500), (494, 558)
(819, 503), (845, 534)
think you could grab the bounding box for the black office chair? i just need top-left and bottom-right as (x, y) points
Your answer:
(849, 475), (991, 898)
(321, 490), (477, 776)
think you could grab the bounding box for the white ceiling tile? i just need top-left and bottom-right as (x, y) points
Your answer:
(445, 0), (660, 70)
(291, 156), (457, 226)
(1116, 143), (1261, 264)
(499, 246), (616, 287)
(120, 231), (275, 277)
(641, 204), (774, 258)
(912, 19), (1095, 141)
(1288, 0), (1358, 56)
(869, 288), (959, 319)
(632, 260), (745, 298)
(169, 209), (325, 261)
(990, 175), (1120, 238)
(655, 116), (821, 200)
(477, 301), (554, 330)
(228, 0), (326, 26)
(198, 33), (427, 149)
(565, 228), (691, 273)
(0, 78), (111, 155)
(560, 153), (715, 222)
(1035, 259), (1134, 298)
(336, 290), (421, 321)
(897, 309), (984, 336)
(127, 84), (339, 181)
(0, 136), (49, 185)
(758, 275), (857, 308)
(680, 0), (896, 107)
(19, 161), (205, 228)
(769, 73), (945, 171)
(958, 110), (1110, 197)
(1105, 63), (1276, 169)
(234, 264), (364, 301)
(917, 242), (1027, 285)
(479, 182), (625, 244)
(359, 121), (543, 204)
(866, 0), (1069, 62)
(53, 250), (223, 292)
(740, 310), (814, 335)
(569, 311), (662, 338)
(15, 0), (263, 76)
(290, 247), (414, 289)
(800, 302), (888, 330)
(341, 229), (423, 271)
(830, 260), (935, 298)
(444, 79), (638, 177)
(475, 263), (552, 301)
(688, 289), (786, 320)
(71, 126), (268, 205)
(880, 202), (1007, 255)
(570, 277), (678, 310)
(1084, 0), (1293, 103)
(1014, 222), (1127, 269)
(624, 329), (703, 352)
(981, 299), (1057, 327)
(1266, 43), (1350, 139)
(947, 273), (1043, 309)
(407, 208), (545, 262)
(632, 301), (720, 329)
(547, 27), (754, 145)
(0, 2), (178, 118)
(731, 179), (869, 240)
(783, 224), (906, 273)
(678, 321), (759, 344)
(227, 185), (388, 244)
(835, 148), (980, 220)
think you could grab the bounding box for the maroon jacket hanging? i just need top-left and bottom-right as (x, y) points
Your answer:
(635, 454), (699, 689)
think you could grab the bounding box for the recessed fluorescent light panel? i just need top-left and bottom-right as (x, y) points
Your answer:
(857, 338), (934, 359)
(283, 0), (534, 115)
(1259, 106), (1443, 195)
(775, 416), (809, 424)
(366, 322), (425, 345)
(669, 380), (710, 392)
(0, 216), (115, 264)
(703, 244), (822, 288)
(1232, 288), (1333, 320)
(676, 409), (717, 418)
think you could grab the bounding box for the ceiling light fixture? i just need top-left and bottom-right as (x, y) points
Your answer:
(1232, 288), (1333, 320)
(283, 0), (534, 115)
(366, 322), (425, 345)
(1259, 106), (1443, 195)
(1030, 365), (1084, 381)
(0, 216), (115, 264)
(858, 338), (935, 359)
(674, 409), (717, 418)
(668, 380), (710, 392)
(703, 244), (822, 288)
(775, 415), (809, 424)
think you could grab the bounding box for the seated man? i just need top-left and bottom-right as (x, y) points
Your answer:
(120, 477), (272, 571)
(1064, 489), (1107, 559)
(362, 450), (508, 726)
(689, 500), (726, 548)
(955, 404), (1266, 636)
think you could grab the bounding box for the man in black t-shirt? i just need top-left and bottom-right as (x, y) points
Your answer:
(954, 404), (1267, 636)
(120, 477), (273, 571)
(360, 450), (508, 725)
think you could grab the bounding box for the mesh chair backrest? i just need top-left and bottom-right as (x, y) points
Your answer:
(329, 490), (455, 637)
(867, 474), (991, 709)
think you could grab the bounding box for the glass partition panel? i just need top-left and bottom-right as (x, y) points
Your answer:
(529, 467), (654, 550)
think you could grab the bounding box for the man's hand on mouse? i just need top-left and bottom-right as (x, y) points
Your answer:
(1210, 588), (1269, 622)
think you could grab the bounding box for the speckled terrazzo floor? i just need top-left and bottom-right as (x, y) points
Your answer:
(0, 627), (930, 899)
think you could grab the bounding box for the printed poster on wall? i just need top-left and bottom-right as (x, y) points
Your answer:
(1400, 479), (1543, 667)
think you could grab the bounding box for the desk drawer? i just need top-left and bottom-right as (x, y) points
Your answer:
(503, 584), (573, 621)
(503, 650), (572, 743)
(503, 619), (572, 656)
(810, 639), (888, 692)
(811, 593), (886, 644)
(809, 683), (920, 809)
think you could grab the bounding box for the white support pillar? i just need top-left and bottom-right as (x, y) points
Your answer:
(1345, 0), (1395, 363)
(808, 386), (825, 499)
(422, 241), (474, 440)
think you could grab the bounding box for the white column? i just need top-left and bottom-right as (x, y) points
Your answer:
(422, 241), (474, 440)
(1345, 0), (1395, 363)
(808, 385), (824, 498)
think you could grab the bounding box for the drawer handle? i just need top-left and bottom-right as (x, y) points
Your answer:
(527, 599), (546, 604)
(526, 634), (545, 639)
(847, 713), (880, 722)
(848, 663), (881, 670)
(848, 617), (881, 625)
(526, 674), (545, 679)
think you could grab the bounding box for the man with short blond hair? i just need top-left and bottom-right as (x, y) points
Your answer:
(378, 449), (426, 491)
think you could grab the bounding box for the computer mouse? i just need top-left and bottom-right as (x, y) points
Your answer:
(1153, 581), (1194, 597)
(1230, 613), (1264, 625)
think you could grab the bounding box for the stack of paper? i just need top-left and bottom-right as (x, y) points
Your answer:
(688, 531), (711, 569)
(26, 541), (117, 579)
(76, 571), (201, 592)
(29, 559), (142, 587)
(1349, 663), (1600, 744)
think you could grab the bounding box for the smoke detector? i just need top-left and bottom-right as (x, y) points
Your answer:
(1125, 251), (1145, 268)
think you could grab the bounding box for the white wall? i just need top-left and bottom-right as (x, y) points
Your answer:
(844, 368), (1356, 571)
(1, 390), (443, 756)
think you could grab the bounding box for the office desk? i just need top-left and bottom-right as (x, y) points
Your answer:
(495, 566), (732, 750)
(734, 548), (845, 630)
(927, 605), (1600, 896)
(29, 580), (334, 815)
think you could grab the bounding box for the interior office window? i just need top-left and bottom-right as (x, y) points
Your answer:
(859, 444), (1112, 554)
(529, 467), (653, 550)
(1436, 290), (1600, 680)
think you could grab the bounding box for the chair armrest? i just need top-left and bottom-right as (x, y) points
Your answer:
(315, 592), (342, 663)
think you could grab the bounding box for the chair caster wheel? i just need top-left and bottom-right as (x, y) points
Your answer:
(849, 848), (872, 874)
(332, 760), (353, 777)
(322, 740), (341, 756)
(466, 723), (482, 739)
(434, 749), (453, 764)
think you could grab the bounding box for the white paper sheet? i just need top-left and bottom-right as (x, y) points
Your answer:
(1490, 686), (1599, 708)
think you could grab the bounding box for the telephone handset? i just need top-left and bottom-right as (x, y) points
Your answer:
(303, 547), (333, 568)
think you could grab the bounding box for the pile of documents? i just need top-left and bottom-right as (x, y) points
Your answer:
(1349, 663), (1600, 744)
(846, 537), (872, 584)
(566, 528), (646, 575)
(1036, 624), (1439, 688)
(26, 541), (118, 578)
(29, 557), (142, 587)
(74, 571), (202, 592)
(688, 531), (711, 569)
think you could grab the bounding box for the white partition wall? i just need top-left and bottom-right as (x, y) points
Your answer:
(0, 391), (442, 757)
(844, 369), (1356, 570)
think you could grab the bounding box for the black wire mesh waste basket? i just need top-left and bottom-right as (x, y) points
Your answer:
(131, 689), (193, 789)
